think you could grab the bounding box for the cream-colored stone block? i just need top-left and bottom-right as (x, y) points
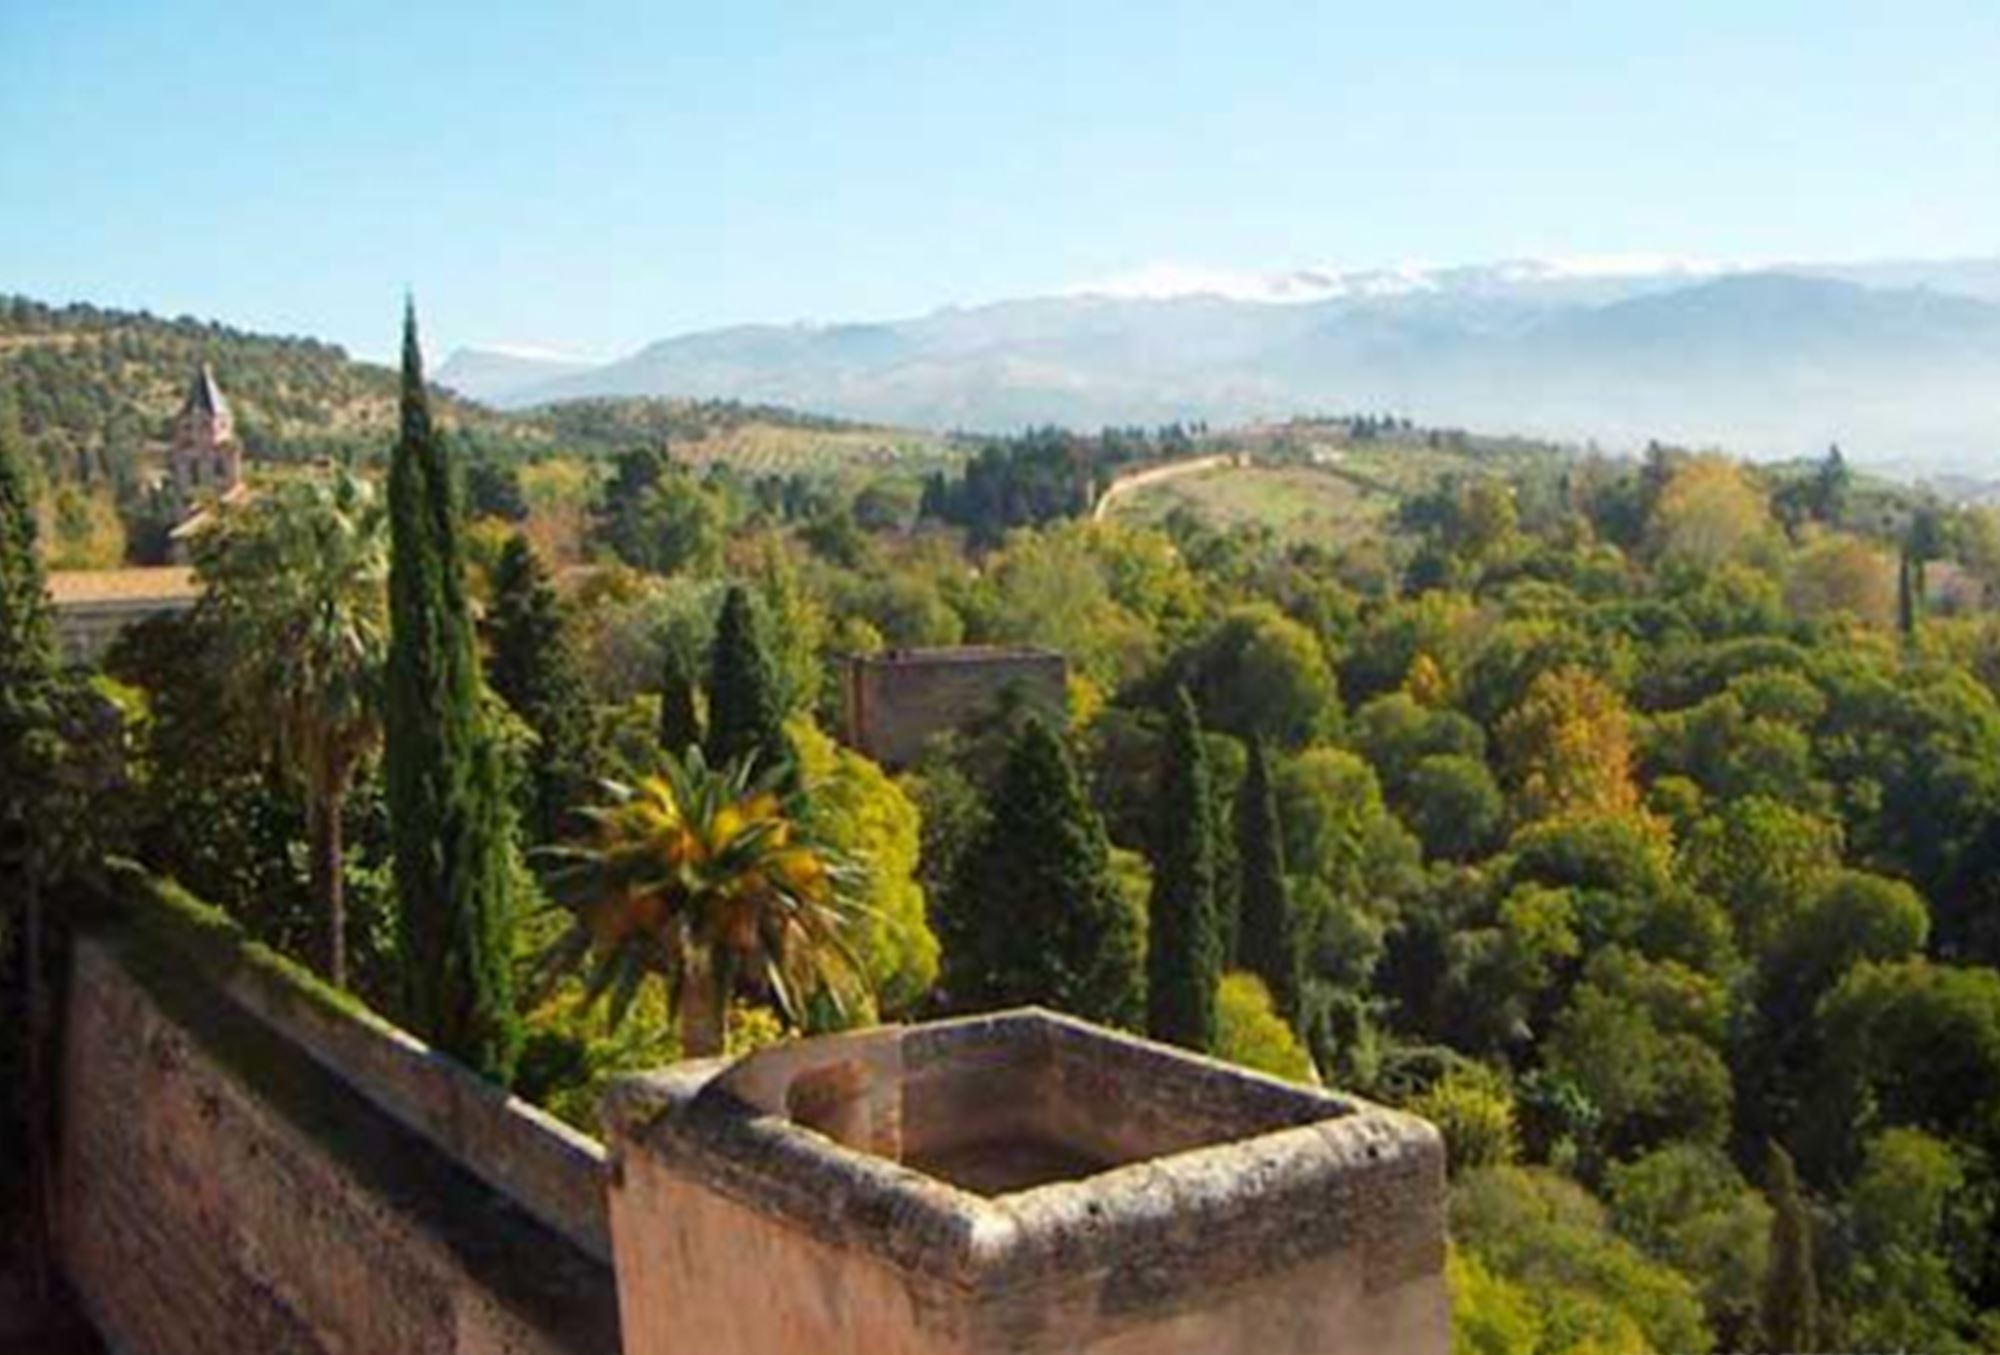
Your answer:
(606, 1008), (1450, 1355)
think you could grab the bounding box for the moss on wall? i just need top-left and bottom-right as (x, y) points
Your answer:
(76, 864), (619, 1352)
(97, 857), (382, 1028)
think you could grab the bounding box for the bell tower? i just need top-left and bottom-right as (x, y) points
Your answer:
(168, 364), (244, 499)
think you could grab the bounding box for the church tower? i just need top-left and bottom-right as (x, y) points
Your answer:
(167, 364), (244, 499)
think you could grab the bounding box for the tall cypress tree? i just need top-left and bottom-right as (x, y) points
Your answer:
(487, 533), (597, 844)
(1897, 548), (1918, 641)
(0, 393), (62, 1297)
(942, 717), (1142, 1028)
(1211, 741), (1243, 966)
(658, 641), (702, 760)
(1236, 738), (1303, 1026)
(1147, 689), (1219, 1050)
(1760, 1140), (1820, 1355)
(704, 583), (792, 780)
(0, 394), (58, 863)
(384, 301), (519, 1081)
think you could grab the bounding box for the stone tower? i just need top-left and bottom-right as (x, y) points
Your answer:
(604, 1010), (1450, 1355)
(168, 364), (244, 499)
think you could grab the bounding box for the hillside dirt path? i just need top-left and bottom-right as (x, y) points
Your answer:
(1092, 452), (1244, 521)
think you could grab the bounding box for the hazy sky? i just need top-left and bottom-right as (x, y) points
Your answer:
(5, 0), (1996, 361)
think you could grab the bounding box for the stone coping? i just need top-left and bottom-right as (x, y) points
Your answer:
(604, 1008), (1443, 1300)
(94, 861), (612, 1263)
(69, 937), (620, 1355)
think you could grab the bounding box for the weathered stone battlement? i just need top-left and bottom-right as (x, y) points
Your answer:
(603, 1010), (1449, 1355)
(57, 870), (619, 1355)
(54, 872), (1449, 1355)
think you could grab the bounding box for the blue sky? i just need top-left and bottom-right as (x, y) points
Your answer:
(4, 0), (1996, 362)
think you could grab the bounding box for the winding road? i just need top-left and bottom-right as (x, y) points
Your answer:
(1091, 452), (1245, 521)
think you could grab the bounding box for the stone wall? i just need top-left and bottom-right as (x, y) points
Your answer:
(204, 922), (612, 1263)
(57, 877), (620, 1355)
(54, 874), (1450, 1355)
(843, 647), (1067, 768)
(604, 1010), (1450, 1355)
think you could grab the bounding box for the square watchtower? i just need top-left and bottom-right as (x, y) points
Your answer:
(603, 1009), (1449, 1355)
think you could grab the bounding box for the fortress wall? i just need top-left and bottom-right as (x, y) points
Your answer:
(56, 875), (619, 1355)
(207, 921), (611, 1263)
(53, 868), (1449, 1355)
(845, 648), (1067, 768)
(603, 1012), (1451, 1355)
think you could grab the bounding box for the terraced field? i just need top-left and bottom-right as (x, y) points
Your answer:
(669, 420), (953, 476)
(1107, 462), (1397, 542)
(1106, 434), (1572, 543)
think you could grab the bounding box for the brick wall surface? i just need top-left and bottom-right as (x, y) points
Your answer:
(846, 649), (1066, 767)
(210, 940), (611, 1263)
(58, 938), (620, 1355)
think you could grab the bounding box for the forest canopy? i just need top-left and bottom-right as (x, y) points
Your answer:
(12, 295), (2000, 1351)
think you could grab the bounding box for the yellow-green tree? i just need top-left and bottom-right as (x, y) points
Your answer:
(1842, 1128), (1982, 1350)
(1185, 604), (1339, 749)
(1452, 1166), (1713, 1355)
(1606, 1143), (1772, 1347)
(1213, 973), (1314, 1083)
(1499, 666), (1644, 824)
(978, 525), (1157, 687)
(1450, 477), (1520, 570)
(1648, 455), (1774, 570)
(1449, 1249), (1547, 1355)
(1785, 532), (1896, 627)
(791, 721), (938, 1015)
(1410, 1068), (1518, 1174)
(1405, 651), (1451, 707)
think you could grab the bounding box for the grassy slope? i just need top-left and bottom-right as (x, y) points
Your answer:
(1112, 463), (1397, 543)
(1108, 434), (1570, 544)
(519, 395), (952, 475)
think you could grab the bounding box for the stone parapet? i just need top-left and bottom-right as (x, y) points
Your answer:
(57, 869), (1449, 1355)
(100, 862), (611, 1261)
(60, 936), (619, 1355)
(603, 1008), (1449, 1355)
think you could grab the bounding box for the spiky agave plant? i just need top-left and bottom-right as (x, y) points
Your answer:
(537, 748), (867, 1057)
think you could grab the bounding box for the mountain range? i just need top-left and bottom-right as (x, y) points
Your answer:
(438, 258), (2000, 469)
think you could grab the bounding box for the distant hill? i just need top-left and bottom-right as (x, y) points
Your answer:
(514, 396), (952, 475)
(451, 259), (2000, 469)
(434, 347), (592, 404)
(0, 296), (531, 482)
(0, 297), (944, 489)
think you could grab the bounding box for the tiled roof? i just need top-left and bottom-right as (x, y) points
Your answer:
(46, 567), (200, 607)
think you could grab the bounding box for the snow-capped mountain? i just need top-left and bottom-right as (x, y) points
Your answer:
(436, 256), (2000, 468)
(1059, 255), (1737, 305)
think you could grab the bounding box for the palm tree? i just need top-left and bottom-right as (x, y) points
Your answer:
(194, 470), (388, 987)
(538, 749), (864, 1057)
